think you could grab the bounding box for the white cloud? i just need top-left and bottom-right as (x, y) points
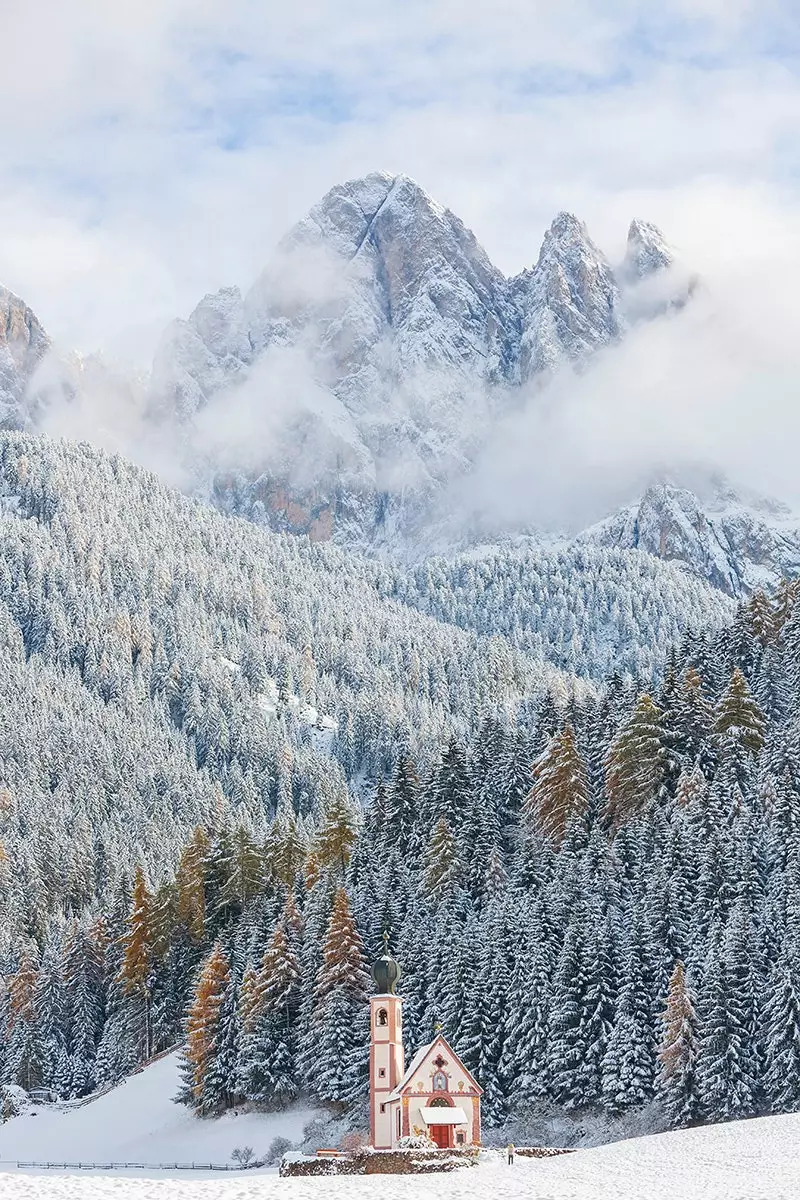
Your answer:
(0, 0), (797, 360)
(463, 178), (800, 530)
(2, 0), (800, 528)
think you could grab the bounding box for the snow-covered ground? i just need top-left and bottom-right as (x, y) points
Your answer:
(2, 1052), (800, 1196)
(0, 1053), (319, 1170)
(3, 1110), (800, 1197)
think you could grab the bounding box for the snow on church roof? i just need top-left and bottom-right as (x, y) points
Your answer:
(419, 1106), (469, 1126)
(388, 1035), (483, 1100)
(387, 1043), (432, 1100)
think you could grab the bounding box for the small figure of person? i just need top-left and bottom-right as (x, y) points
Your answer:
(507, 1142), (515, 1166)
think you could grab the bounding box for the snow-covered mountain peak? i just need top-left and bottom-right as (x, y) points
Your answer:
(540, 210), (595, 252)
(623, 218), (673, 280)
(582, 478), (800, 596)
(512, 210), (622, 379)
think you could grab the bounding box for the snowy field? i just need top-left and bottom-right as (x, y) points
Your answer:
(1, 1052), (800, 1197)
(0, 1053), (320, 1170)
(3, 1112), (800, 1199)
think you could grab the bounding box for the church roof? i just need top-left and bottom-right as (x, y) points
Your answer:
(387, 1034), (484, 1100)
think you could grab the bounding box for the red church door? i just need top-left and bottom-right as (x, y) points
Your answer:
(429, 1124), (451, 1150)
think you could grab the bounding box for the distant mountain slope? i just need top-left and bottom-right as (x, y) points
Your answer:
(0, 175), (793, 602)
(0, 430), (575, 951)
(388, 541), (733, 683)
(0, 286), (51, 429)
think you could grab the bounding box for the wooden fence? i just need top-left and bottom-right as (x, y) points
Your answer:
(0, 1160), (243, 1172)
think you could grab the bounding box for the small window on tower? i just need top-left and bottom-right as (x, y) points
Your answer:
(377, 1008), (388, 1027)
(379, 1068), (386, 1078)
(380, 1103), (386, 1113)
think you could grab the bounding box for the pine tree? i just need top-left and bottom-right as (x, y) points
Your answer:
(670, 667), (715, 776)
(602, 941), (654, 1114)
(175, 827), (209, 942)
(180, 943), (231, 1113)
(433, 739), (472, 831)
(604, 694), (666, 827)
(696, 915), (759, 1122)
(306, 888), (370, 1106)
(384, 758), (419, 857)
(657, 960), (700, 1126)
(5, 947), (42, 1091)
(119, 865), (154, 1059)
(63, 923), (106, 1097)
(202, 970), (240, 1113)
(714, 668), (766, 757)
(763, 951), (800, 1113)
(216, 826), (265, 922)
(745, 589), (777, 647)
(525, 725), (589, 846)
(422, 818), (464, 900)
(315, 788), (360, 877)
(238, 924), (301, 1107)
(547, 905), (615, 1109)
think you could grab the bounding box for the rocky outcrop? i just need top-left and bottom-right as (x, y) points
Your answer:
(0, 287), (51, 428)
(622, 218), (673, 281)
(511, 211), (622, 379)
(581, 481), (800, 597)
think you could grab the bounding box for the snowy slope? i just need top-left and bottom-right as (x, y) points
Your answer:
(0, 1052), (320, 1167)
(3, 1110), (800, 1196)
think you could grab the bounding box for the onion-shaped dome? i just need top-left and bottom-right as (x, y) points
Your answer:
(372, 932), (401, 995)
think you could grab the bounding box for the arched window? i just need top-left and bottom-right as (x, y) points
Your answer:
(432, 1070), (448, 1092)
(376, 1008), (388, 1027)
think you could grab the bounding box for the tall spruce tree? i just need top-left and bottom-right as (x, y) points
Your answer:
(306, 888), (370, 1106)
(525, 724), (590, 846)
(657, 960), (701, 1126)
(604, 694), (666, 827)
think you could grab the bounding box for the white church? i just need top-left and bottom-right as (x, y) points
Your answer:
(369, 941), (483, 1150)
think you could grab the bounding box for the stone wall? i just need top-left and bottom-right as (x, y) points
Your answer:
(516, 1146), (576, 1159)
(280, 1147), (480, 1177)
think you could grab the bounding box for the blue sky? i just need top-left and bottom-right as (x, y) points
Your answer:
(0, 0), (798, 358)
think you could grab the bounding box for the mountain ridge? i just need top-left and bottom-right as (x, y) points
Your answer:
(0, 170), (795, 598)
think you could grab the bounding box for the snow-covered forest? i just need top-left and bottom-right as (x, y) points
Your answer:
(388, 544), (732, 681)
(1, 432), (799, 1139)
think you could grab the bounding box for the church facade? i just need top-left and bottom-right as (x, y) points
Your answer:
(369, 943), (482, 1150)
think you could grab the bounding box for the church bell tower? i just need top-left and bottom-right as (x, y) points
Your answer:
(369, 935), (404, 1149)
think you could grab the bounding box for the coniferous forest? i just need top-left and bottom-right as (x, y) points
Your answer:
(2, 433), (800, 1140)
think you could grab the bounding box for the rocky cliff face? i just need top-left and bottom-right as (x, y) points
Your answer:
(149, 172), (666, 547)
(0, 287), (51, 428)
(581, 481), (800, 597)
(511, 211), (622, 380)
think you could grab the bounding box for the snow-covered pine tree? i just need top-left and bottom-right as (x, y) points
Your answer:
(524, 724), (589, 846)
(657, 959), (700, 1126)
(714, 668), (766, 758)
(422, 818), (464, 900)
(179, 942), (230, 1113)
(604, 694), (666, 827)
(305, 888), (370, 1107)
(119, 865), (154, 1061)
(238, 923), (301, 1107)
